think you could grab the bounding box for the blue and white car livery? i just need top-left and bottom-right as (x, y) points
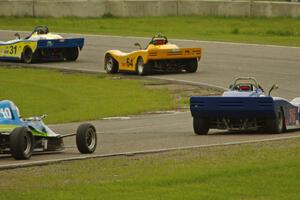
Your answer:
(0, 26), (84, 63)
(190, 77), (300, 134)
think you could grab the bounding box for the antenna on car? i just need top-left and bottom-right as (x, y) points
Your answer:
(268, 84), (279, 96)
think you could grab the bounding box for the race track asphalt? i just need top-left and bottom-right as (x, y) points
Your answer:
(0, 30), (300, 167)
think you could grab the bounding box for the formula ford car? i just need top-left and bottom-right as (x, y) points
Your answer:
(104, 33), (202, 75)
(0, 26), (84, 63)
(0, 100), (97, 160)
(190, 77), (300, 134)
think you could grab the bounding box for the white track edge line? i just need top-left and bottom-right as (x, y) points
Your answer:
(1, 29), (299, 49)
(1, 134), (300, 170)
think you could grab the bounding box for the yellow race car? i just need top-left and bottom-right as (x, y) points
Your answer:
(0, 26), (84, 63)
(104, 33), (202, 75)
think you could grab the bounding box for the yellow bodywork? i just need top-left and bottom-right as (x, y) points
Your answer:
(0, 40), (37, 60)
(105, 43), (202, 72)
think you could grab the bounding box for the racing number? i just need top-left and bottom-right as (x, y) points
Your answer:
(9, 45), (17, 55)
(126, 58), (133, 67)
(0, 107), (12, 119)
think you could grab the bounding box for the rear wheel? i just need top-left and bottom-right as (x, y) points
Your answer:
(76, 123), (97, 154)
(63, 47), (79, 61)
(22, 47), (33, 63)
(105, 54), (119, 74)
(193, 118), (209, 135)
(10, 127), (34, 160)
(136, 57), (151, 75)
(185, 59), (198, 73)
(265, 110), (285, 134)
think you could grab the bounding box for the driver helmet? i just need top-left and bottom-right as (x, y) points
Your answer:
(37, 29), (45, 35)
(153, 38), (167, 45)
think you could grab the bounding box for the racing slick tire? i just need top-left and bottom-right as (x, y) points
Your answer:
(10, 127), (34, 160)
(265, 110), (285, 134)
(185, 59), (198, 73)
(76, 123), (97, 154)
(193, 118), (209, 135)
(63, 47), (79, 61)
(136, 57), (151, 75)
(22, 47), (33, 64)
(105, 54), (119, 74)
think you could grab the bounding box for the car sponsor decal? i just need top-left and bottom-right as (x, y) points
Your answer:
(287, 108), (298, 125)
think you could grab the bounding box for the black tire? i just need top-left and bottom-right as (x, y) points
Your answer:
(105, 54), (119, 74)
(76, 123), (97, 154)
(10, 127), (34, 160)
(265, 110), (285, 134)
(193, 118), (209, 135)
(185, 59), (198, 73)
(64, 47), (79, 61)
(136, 57), (151, 75)
(22, 47), (33, 64)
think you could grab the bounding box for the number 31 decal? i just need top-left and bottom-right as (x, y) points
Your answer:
(9, 45), (17, 55)
(0, 107), (12, 119)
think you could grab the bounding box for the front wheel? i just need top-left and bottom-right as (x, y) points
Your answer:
(185, 59), (198, 73)
(76, 123), (97, 154)
(105, 54), (119, 74)
(63, 47), (79, 61)
(193, 118), (209, 135)
(10, 127), (34, 160)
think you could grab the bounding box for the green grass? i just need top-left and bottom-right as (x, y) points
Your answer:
(0, 138), (300, 200)
(1, 16), (300, 46)
(0, 67), (173, 124)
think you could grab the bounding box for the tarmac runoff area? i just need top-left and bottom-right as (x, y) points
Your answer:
(0, 30), (300, 169)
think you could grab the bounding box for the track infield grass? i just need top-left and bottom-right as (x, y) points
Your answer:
(0, 16), (300, 47)
(0, 138), (300, 200)
(0, 67), (175, 124)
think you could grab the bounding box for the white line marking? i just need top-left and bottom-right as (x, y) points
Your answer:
(1, 134), (300, 170)
(1, 29), (299, 49)
(103, 116), (131, 120)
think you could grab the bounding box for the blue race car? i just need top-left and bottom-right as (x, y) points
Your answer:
(190, 77), (300, 134)
(0, 100), (97, 160)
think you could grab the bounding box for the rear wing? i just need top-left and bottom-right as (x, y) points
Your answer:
(37, 38), (84, 49)
(190, 96), (277, 119)
(148, 48), (201, 60)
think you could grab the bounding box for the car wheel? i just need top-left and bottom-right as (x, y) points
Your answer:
(193, 118), (209, 135)
(185, 59), (198, 73)
(10, 127), (34, 160)
(76, 123), (97, 154)
(64, 47), (79, 61)
(265, 110), (285, 134)
(105, 54), (119, 74)
(22, 47), (33, 64)
(136, 57), (150, 75)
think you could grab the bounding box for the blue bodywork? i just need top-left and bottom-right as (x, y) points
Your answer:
(0, 100), (21, 126)
(0, 100), (57, 137)
(190, 78), (300, 131)
(36, 38), (84, 50)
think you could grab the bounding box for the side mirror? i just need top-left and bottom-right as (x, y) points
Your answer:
(134, 43), (142, 50)
(14, 33), (20, 39)
(268, 84), (279, 96)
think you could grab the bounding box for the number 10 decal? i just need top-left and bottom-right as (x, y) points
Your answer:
(0, 108), (12, 119)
